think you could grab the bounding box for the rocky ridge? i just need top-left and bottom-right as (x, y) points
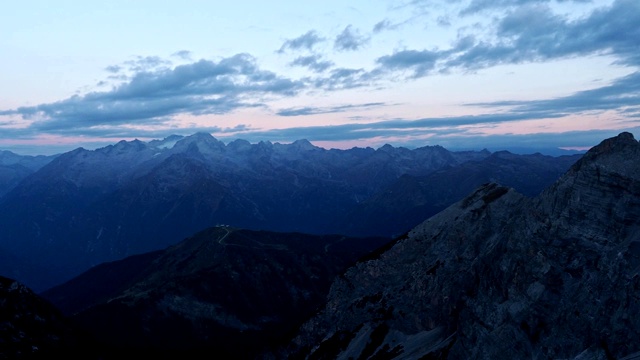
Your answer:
(283, 132), (640, 359)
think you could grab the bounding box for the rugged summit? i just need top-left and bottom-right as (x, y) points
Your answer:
(284, 132), (640, 359)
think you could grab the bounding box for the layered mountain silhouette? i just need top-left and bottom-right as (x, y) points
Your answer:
(41, 227), (389, 358)
(283, 132), (640, 359)
(339, 150), (580, 237)
(0, 132), (636, 359)
(0, 150), (55, 197)
(0, 133), (579, 290)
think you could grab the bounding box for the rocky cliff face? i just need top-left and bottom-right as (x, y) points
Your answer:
(283, 132), (640, 360)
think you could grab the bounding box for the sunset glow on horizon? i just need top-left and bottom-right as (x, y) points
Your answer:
(1, 0), (638, 155)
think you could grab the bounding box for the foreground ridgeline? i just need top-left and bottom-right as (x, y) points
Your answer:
(283, 132), (640, 359)
(0, 133), (579, 291)
(40, 228), (389, 358)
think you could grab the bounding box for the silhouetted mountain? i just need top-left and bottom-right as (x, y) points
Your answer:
(0, 150), (55, 171)
(283, 132), (640, 359)
(42, 227), (390, 358)
(0, 133), (580, 291)
(0, 150), (56, 198)
(0, 134), (478, 290)
(0, 133), (631, 359)
(0, 276), (93, 358)
(339, 150), (581, 237)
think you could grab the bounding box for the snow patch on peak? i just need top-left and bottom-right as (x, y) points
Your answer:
(149, 135), (184, 150)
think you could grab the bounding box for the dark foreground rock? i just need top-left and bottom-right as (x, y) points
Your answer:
(0, 276), (94, 359)
(282, 132), (640, 359)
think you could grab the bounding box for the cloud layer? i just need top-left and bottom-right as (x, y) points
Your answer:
(1, 0), (638, 154)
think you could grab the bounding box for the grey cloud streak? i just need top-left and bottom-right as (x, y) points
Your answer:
(469, 71), (640, 116)
(334, 25), (369, 51)
(1, 0), (638, 154)
(278, 30), (325, 53)
(289, 55), (334, 73)
(4, 54), (304, 133)
(376, 49), (440, 78)
(242, 110), (565, 144)
(460, 0), (592, 15)
(373, 0), (640, 76)
(276, 102), (387, 117)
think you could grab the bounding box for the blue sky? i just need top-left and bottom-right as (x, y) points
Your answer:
(1, 0), (638, 154)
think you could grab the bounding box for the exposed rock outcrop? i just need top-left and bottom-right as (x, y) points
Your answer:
(284, 132), (640, 359)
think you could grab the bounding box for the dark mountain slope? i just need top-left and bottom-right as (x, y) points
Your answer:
(0, 132), (583, 291)
(42, 227), (390, 358)
(339, 150), (581, 237)
(41, 251), (162, 316)
(0, 276), (93, 359)
(0, 164), (32, 199)
(284, 132), (640, 359)
(0, 134), (477, 291)
(0, 151), (56, 198)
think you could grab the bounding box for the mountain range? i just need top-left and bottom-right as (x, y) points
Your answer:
(0, 133), (581, 291)
(0, 150), (55, 198)
(282, 132), (640, 359)
(1, 132), (638, 359)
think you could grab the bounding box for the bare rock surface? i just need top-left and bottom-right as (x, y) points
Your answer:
(283, 132), (640, 359)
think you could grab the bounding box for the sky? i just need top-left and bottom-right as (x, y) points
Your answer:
(1, 0), (639, 155)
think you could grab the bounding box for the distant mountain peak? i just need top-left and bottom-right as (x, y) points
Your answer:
(148, 134), (184, 149)
(290, 139), (317, 151)
(174, 132), (225, 154)
(378, 144), (395, 152)
(191, 131), (215, 138)
(115, 139), (145, 150)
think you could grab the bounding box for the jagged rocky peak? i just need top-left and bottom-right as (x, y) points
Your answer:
(173, 131), (226, 155)
(147, 134), (184, 149)
(290, 139), (318, 151)
(567, 131), (639, 178)
(100, 138), (148, 154)
(272, 139), (320, 155)
(377, 143), (396, 153)
(536, 131), (640, 243)
(283, 132), (640, 359)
